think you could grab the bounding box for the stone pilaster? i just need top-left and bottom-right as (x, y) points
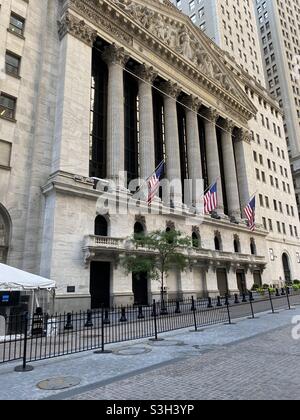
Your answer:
(52, 15), (95, 175)
(203, 108), (224, 213)
(183, 96), (203, 207)
(103, 44), (130, 188)
(221, 119), (241, 220)
(160, 81), (183, 206)
(135, 65), (157, 180)
(58, 12), (97, 47)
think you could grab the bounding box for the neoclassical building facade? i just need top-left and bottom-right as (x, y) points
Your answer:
(0, 0), (299, 311)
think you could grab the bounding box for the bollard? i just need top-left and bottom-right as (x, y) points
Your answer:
(64, 313), (73, 330)
(175, 301), (181, 314)
(268, 289), (276, 314)
(249, 291), (254, 302)
(217, 296), (222, 307)
(119, 307), (127, 323)
(275, 288), (280, 297)
(85, 310), (93, 328)
(286, 287), (291, 310)
(191, 296), (197, 332)
(242, 294), (247, 303)
(138, 306), (145, 320)
(234, 294), (240, 304)
(103, 309), (110, 325)
(224, 294), (229, 306)
(14, 313), (34, 372)
(207, 297), (213, 308)
(281, 288), (286, 296)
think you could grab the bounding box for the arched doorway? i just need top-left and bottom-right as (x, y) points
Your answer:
(134, 222), (145, 236)
(282, 253), (291, 284)
(0, 205), (10, 263)
(95, 215), (108, 236)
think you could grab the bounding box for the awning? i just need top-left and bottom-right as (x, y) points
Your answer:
(0, 263), (56, 291)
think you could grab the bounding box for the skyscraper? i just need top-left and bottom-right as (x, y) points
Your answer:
(254, 0), (300, 218)
(171, 0), (266, 86)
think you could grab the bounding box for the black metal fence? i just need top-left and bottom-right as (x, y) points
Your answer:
(0, 288), (300, 371)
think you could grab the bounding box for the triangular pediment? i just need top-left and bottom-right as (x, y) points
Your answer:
(111, 0), (257, 115)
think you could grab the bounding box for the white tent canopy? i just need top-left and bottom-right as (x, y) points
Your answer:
(0, 263), (56, 291)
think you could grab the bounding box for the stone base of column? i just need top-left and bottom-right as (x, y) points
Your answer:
(207, 290), (221, 298)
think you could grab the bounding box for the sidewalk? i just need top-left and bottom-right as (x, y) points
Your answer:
(0, 307), (299, 400)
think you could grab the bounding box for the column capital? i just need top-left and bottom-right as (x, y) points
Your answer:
(203, 108), (220, 123)
(135, 64), (158, 84)
(182, 95), (202, 112)
(221, 119), (235, 133)
(236, 128), (251, 144)
(102, 43), (130, 66)
(58, 11), (98, 47)
(160, 80), (181, 99)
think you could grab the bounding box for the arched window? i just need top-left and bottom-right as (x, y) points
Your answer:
(95, 215), (108, 237)
(134, 222), (145, 239)
(250, 239), (257, 256)
(0, 205), (10, 264)
(233, 236), (241, 253)
(192, 232), (200, 248)
(214, 236), (221, 251)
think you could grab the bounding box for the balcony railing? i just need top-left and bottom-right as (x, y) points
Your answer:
(83, 235), (266, 267)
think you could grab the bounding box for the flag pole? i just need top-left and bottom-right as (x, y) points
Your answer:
(202, 176), (220, 196)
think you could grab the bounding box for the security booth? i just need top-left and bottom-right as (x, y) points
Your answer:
(0, 263), (56, 337)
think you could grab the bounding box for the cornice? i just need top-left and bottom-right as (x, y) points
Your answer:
(67, 0), (254, 125)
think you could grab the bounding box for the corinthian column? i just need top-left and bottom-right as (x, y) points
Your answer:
(203, 108), (224, 213)
(160, 81), (182, 207)
(103, 44), (129, 188)
(183, 96), (203, 207)
(221, 120), (241, 220)
(135, 64), (157, 180)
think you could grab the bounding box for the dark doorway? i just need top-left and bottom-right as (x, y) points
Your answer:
(133, 272), (148, 306)
(237, 270), (247, 294)
(253, 271), (262, 287)
(90, 262), (111, 309)
(217, 269), (229, 296)
(282, 253), (291, 284)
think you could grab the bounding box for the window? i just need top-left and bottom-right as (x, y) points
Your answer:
(0, 93), (16, 120)
(9, 13), (25, 37)
(5, 51), (21, 77)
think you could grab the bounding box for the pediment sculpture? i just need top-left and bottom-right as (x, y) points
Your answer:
(113, 0), (236, 95)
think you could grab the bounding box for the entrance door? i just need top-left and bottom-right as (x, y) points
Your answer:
(133, 272), (148, 306)
(253, 271), (262, 287)
(237, 270), (247, 294)
(217, 269), (229, 296)
(90, 262), (111, 309)
(282, 253), (291, 284)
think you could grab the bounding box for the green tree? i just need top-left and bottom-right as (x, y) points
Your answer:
(122, 230), (192, 313)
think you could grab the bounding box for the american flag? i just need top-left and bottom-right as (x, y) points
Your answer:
(147, 161), (165, 205)
(204, 182), (218, 214)
(244, 196), (256, 231)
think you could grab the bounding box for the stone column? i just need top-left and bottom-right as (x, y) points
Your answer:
(203, 108), (224, 213)
(183, 96), (203, 208)
(160, 81), (182, 207)
(234, 129), (253, 213)
(135, 65), (157, 180)
(221, 120), (241, 220)
(103, 44), (129, 188)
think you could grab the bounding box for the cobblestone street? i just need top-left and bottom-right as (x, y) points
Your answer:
(0, 307), (299, 400)
(65, 323), (300, 401)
